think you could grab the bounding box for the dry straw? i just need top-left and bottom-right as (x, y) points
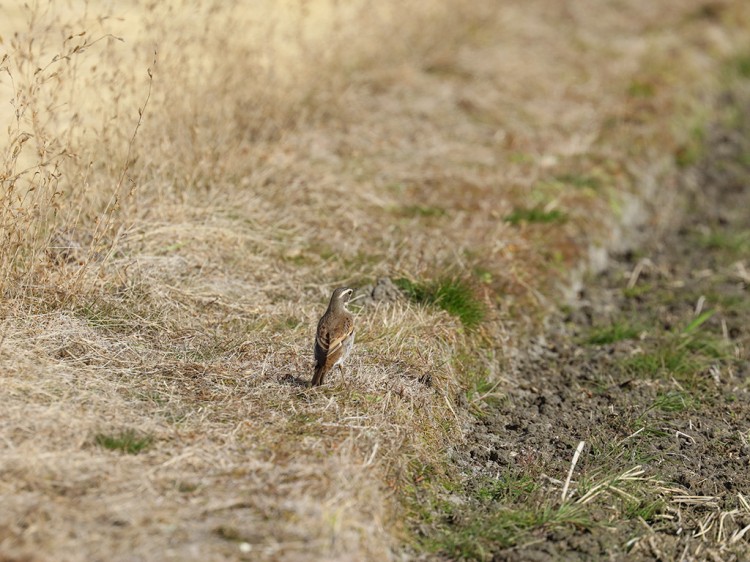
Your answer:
(1, 0), (749, 560)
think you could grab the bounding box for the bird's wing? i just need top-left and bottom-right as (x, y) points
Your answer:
(316, 314), (354, 357)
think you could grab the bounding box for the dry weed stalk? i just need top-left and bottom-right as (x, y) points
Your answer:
(0, 3), (149, 294)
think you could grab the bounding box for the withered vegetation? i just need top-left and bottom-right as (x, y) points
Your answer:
(1, 1), (749, 560)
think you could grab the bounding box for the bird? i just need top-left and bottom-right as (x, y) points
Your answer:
(311, 287), (355, 387)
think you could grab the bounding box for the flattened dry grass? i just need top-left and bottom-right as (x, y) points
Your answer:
(1, 0), (750, 560)
(0, 294), (463, 560)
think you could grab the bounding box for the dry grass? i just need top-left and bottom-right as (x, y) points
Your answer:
(1, 0), (750, 560)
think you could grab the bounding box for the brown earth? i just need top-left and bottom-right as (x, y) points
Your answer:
(413, 87), (750, 561)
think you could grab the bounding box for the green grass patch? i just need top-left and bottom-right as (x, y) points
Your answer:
(694, 228), (750, 255)
(455, 349), (506, 415)
(635, 391), (699, 425)
(409, 467), (593, 560)
(395, 276), (486, 328)
(620, 348), (700, 380)
(95, 429), (153, 454)
(508, 152), (534, 164)
(623, 498), (666, 523)
(465, 375), (505, 415)
(504, 206), (567, 225)
(417, 500), (592, 559)
(677, 310), (728, 357)
(396, 204), (448, 218)
(674, 124), (706, 168)
(727, 52), (750, 80)
(619, 310), (730, 385)
(584, 322), (642, 345)
(554, 173), (602, 190)
(652, 391), (697, 412)
(473, 266), (494, 285)
(627, 79), (656, 98)
(649, 391), (698, 414)
(697, 289), (747, 310)
(622, 283), (653, 299)
(474, 471), (539, 503)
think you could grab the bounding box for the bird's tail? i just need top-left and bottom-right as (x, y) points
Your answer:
(311, 364), (326, 386)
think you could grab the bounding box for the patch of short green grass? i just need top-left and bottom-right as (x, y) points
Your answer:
(395, 276), (486, 328)
(584, 322), (642, 345)
(95, 429), (153, 454)
(694, 228), (750, 255)
(418, 500), (592, 560)
(653, 391), (697, 412)
(408, 447), (671, 559)
(504, 206), (567, 225)
(622, 283), (653, 299)
(554, 173), (602, 190)
(627, 79), (656, 98)
(475, 471), (538, 503)
(455, 350), (506, 415)
(694, 289), (747, 310)
(508, 152), (534, 164)
(727, 52), (750, 80)
(396, 204), (448, 218)
(586, 436), (658, 467)
(618, 310), (730, 385)
(620, 347), (700, 380)
(623, 498), (666, 523)
(674, 124), (706, 168)
(641, 391), (698, 417)
(473, 266), (494, 285)
(465, 375), (505, 415)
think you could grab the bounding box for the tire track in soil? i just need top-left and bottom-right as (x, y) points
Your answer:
(435, 93), (750, 560)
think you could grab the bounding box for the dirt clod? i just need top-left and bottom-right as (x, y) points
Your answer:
(355, 277), (403, 306)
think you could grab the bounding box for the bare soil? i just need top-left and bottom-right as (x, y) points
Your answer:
(415, 90), (750, 561)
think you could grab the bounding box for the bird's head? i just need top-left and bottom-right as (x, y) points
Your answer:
(332, 287), (353, 302)
(330, 287), (354, 309)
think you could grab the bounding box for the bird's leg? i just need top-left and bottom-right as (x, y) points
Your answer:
(338, 363), (349, 389)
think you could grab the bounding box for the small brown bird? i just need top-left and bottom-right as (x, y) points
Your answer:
(311, 287), (355, 386)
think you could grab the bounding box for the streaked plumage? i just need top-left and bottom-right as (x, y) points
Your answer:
(311, 287), (355, 386)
